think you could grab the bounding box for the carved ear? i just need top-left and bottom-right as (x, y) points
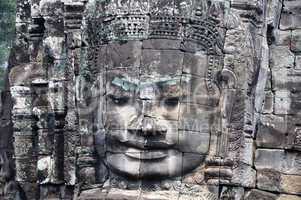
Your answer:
(218, 68), (237, 118)
(217, 69), (237, 157)
(219, 68), (237, 89)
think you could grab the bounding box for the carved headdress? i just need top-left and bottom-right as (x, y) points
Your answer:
(84, 0), (225, 55)
(82, 0), (230, 97)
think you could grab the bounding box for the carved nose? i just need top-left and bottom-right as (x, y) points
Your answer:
(128, 117), (167, 137)
(141, 117), (167, 136)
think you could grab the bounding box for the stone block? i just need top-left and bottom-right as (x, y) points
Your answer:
(296, 56), (301, 70)
(262, 91), (274, 114)
(274, 90), (291, 115)
(275, 30), (291, 46)
(256, 115), (288, 148)
(280, 174), (301, 195)
(257, 169), (281, 192)
(244, 189), (278, 200)
(291, 30), (301, 53)
(280, 0), (301, 30)
(278, 195), (301, 200)
(270, 46), (294, 69)
(255, 149), (301, 175)
(258, 170), (301, 195)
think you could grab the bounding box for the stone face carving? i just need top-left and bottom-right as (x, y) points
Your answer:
(100, 46), (213, 179)
(80, 0), (231, 183)
(3, 0), (301, 199)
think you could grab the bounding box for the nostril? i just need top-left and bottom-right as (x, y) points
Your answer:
(127, 117), (167, 137)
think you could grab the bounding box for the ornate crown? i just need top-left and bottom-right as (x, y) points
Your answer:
(85, 0), (225, 54)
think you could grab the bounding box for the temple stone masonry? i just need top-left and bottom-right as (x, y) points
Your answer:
(0, 0), (301, 199)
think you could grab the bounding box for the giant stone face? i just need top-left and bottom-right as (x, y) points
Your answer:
(94, 40), (220, 179)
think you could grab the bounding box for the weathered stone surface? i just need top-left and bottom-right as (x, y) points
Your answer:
(274, 90), (291, 115)
(296, 56), (301, 70)
(255, 149), (301, 175)
(280, 174), (301, 195)
(291, 30), (301, 53)
(231, 163), (256, 188)
(270, 46), (295, 70)
(257, 169), (281, 192)
(257, 169), (301, 195)
(256, 115), (288, 148)
(280, 0), (301, 30)
(274, 30), (291, 46)
(262, 91), (274, 114)
(244, 189), (278, 200)
(278, 195), (301, 200)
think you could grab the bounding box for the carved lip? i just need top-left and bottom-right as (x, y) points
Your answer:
(119, 140), (174, 150)
(125, 148), (168, 160)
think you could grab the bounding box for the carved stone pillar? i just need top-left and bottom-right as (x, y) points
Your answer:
(11, 86), (38, 199)
(64, 0), (96, 190)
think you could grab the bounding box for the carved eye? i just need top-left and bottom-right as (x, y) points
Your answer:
(163, 97), (180, 108)
(108, 95), (130, 106)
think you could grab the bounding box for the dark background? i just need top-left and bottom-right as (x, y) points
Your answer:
(0, 0), (15, 90)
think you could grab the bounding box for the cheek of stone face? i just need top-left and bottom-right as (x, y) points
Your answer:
(178, 131), (210, 154)
(178, 103), (216, 132)
(105, 102), (138, 130)
(152, 100), (180, 121)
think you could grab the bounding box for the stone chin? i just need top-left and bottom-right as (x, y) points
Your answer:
(105, 151), (206, 179)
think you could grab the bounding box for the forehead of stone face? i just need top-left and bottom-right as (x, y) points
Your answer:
(97, 41), (142, 70)
(140, 48), (184, 77)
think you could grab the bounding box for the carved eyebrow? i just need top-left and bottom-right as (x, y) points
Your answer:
(111, 76), (191, 91)
(111, 77), (138, 91)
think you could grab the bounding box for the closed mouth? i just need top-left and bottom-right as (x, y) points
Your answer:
(125, 148), (168, 160)
(106, 134), (175, 160)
